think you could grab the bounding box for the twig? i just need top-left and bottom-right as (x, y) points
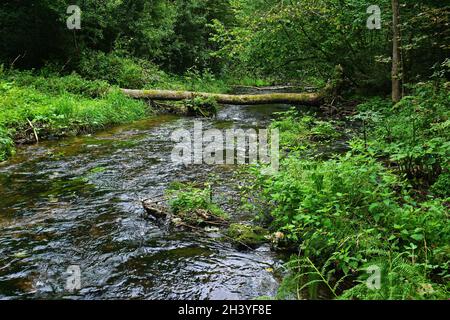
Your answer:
(26, 118), (39, 143)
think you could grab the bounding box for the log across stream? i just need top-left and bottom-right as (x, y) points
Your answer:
(121, 88), (323, 106)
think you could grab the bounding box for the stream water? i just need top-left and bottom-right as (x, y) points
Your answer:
(0, 94), (295, 300)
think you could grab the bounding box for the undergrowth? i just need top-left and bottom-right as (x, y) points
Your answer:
(0, 69), (150, 161)
(245, 81), (450, 300)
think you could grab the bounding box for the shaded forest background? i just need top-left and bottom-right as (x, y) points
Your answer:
(0, 0), (448, 91)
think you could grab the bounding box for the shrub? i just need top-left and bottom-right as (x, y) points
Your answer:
(271, 108), (341, 151)
(352, 82), (450, 184)
(251, 152), (449, 299)
(431, 172), (450, 197)
(78, 50), (166, 88)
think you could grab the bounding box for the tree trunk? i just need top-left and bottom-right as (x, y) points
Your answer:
(121, 89), (322, 106)
(392, 0), (402, 103)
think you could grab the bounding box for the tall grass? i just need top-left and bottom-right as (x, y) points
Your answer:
(0, 70), (150, 161)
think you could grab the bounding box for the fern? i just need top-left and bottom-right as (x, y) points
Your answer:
(340, 251), (449, 300)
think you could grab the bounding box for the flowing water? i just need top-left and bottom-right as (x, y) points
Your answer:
(0, 95), (295, 300)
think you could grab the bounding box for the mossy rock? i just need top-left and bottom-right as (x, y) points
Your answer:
(225, 223), (269, 249)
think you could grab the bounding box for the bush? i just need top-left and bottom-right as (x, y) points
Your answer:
(258, 154), (403, 256)
(247, 82), (450, 299)
(78, 51), (167, 89)
(77, 51), (232, 93)
(271, 108), (341, 151)
(352, 82), (450, 184)
(431, 172), (450, 197)
(251, 152), (449, 299)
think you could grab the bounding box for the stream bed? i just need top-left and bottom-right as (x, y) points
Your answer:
(0, 96), (295, 300)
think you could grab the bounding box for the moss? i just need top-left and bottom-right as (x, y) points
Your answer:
(225, 223), (269, 248)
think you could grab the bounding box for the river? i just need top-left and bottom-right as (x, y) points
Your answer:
(0, 93), (295, 300)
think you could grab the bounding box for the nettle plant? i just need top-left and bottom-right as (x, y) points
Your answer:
(254, 151), (449, 299)
(270, 108), (341, 151)
(351, 82), (450, 186)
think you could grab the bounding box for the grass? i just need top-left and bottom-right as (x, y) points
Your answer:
(76, 51), (272, 93)
(0, 70), (151, 161)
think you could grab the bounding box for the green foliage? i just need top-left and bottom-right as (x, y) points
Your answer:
(271, 108), (341, 150)
(167, 183), (228, 224)
(0, 0), (235, 75)
(182, 68), (224, 92)
(431, 172), (450, 197)
(0, 126), (14, 161)
(211, 0), (449, 87)
(248, 83), (450, 299)
(258, 153), (402, 248)
(184, 96), (219, 117)
(0, 0), (177, 69)
(352, 82), (450, 185)
(277, 255), (351, 300)
(77, 51), (234, 92)
(4, 70), (110, 98)
(160, 0), (235, 73)
(0, 71), (150, 160)
(253, 152), (449, 299)
(0, 0), (448, 301)
(78, 51), (168, 89)
(340, 252), (449, 300)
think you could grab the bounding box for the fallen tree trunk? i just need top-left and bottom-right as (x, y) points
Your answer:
(121, 88), (323, 106)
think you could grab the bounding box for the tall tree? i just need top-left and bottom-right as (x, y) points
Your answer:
(391, 0), (402, 103)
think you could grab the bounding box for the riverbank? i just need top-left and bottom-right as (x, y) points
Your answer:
(2, 67), (448, 300)
(0, 71), (152, 161)
(239, 81), (449, 299)
(0, 69), (275, 162)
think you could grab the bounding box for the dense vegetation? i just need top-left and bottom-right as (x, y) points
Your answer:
(0, 0), (448, 300)
(245, 81), (449, 299)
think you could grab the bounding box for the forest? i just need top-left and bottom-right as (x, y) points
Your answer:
(0, 0), (448, 301)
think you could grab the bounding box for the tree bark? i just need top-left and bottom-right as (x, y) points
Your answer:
(392, 0), (402, 103)
(121, 89), (322, 106)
